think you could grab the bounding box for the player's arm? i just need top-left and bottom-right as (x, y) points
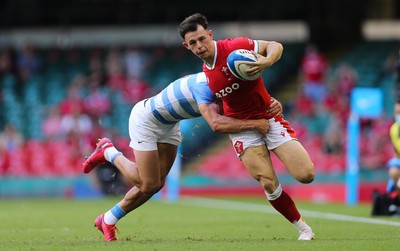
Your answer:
(211, 96), (282, 117)
(257, 40), (283, 62)
(191, 73), (281, 133)
(198, 102), (270, 134)
(245, 40), (283, 77)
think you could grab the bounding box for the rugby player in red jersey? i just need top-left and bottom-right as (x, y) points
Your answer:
(179, 13), (315, 240)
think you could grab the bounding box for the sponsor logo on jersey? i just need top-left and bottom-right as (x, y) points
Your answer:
(215, 82), (240, 98)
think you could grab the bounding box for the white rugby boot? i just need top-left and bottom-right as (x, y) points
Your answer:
(298, 226), (315, 240)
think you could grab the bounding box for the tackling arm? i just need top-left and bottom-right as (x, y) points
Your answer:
(198, 102), (270, 134)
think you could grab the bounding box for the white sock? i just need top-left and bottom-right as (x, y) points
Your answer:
(104, 210), (119, 225)
(265, 184), (282, 200)
(104, 147), (122, 164)
(293, 218), (310, 231)
(103, 203), (126, 225)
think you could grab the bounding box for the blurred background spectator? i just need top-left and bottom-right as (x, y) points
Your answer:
(105, 47), (126, 91)
(0, 47), (16, 77)
(42, 106), (64, 141)
(0, 123), (24, 152)
(83, 74), (112, 120)
(299, 43), (329, 103)
(16, 41), (42, 81)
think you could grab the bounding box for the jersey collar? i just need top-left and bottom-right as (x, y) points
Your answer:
(205, 41), (217, 70)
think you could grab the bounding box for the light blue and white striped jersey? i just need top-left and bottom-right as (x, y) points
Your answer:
(146, 72), (216, 124)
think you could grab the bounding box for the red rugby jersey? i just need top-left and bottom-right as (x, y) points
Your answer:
(203, 37), (272, 120)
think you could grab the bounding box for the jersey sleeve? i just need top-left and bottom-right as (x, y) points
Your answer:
(191, 81), (216, 105)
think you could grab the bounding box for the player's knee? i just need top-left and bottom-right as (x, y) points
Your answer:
(297, 167), (315, 184)
(298, 173), (314, 184)
(259, 177), (278, 194)
(141, 180), (164, 194)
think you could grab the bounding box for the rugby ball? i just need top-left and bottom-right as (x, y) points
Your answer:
(227, 49), (262, 81)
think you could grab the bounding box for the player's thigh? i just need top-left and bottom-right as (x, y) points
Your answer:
(133, 149), (162, 184)
(157, 142), (178, 179)
(272, 140), (314, 182)
(241, 145), (278, 184)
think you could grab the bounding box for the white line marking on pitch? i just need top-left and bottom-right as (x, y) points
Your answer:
(175, 196), (400, 227)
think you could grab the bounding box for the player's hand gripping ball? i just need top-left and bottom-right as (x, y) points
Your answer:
(227, 49), (262, 81)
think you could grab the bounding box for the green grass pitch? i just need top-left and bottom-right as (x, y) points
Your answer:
(0, 196), (399, 251)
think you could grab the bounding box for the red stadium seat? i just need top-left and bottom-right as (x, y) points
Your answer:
(7, 148), (30, 176)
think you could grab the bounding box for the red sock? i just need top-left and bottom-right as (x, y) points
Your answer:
(268, 190), (301, 223)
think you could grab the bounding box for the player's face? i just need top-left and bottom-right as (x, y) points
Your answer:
(182, 25), (214, 64)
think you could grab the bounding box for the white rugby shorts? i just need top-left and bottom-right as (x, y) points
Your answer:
(229, 114), (297, 158)
(129, 99), (181, 151)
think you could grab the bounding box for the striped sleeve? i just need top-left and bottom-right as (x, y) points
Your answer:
(190, 73), (216, 105)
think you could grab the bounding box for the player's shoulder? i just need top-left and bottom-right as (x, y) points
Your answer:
(218, 37), (255, 52)
(217, 38), (237, 47)
(195, 72), (207, 82)
(218, 37), (249, 43)
(178, 72), (205, 81)
(185, 72), (207, 86)
(189, 73), (215, 101)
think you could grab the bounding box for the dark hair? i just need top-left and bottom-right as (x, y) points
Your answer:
(178, 13), (208, 39)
